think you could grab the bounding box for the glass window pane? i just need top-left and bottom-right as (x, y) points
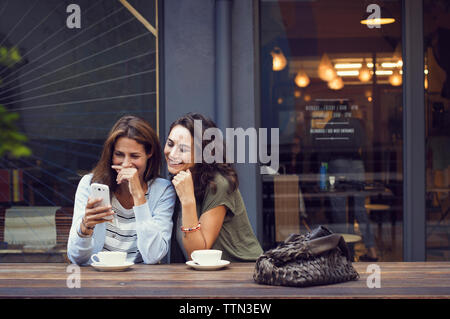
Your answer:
(424, 0), (450, 261)
(260, 0), (403, 261)
(0, 0), (157, 262)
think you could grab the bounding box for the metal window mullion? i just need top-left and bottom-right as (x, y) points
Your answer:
(403, 0), (426, 261)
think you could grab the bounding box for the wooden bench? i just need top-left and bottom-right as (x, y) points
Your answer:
(0, 206), (72, 262)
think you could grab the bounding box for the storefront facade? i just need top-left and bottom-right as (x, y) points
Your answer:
(163, 0), (448, 262)
(0, 0), (448, 262)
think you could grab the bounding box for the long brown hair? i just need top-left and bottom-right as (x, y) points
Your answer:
(168, 113), (238, 202)
(91, 115), (161, 193)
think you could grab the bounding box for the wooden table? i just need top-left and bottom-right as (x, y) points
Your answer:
(0, 262), (449, 299)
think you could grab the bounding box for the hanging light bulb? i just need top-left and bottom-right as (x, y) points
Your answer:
(389, 68), (402, 86)
(294, 69), (310, 87)
(424, 66), (429, 90)
(271, 47), (287, 71)
(318, 53), (337, 82)
(360, 5), (396, 26)
(358, 59), (372, 82)
(328, 76), (344, 90)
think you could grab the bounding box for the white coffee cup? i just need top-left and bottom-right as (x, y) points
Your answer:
(191, 249), (222, 265)
(91, 251), (126, 265)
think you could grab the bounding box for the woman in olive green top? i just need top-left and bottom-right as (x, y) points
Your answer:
(164, 113), (263, 263)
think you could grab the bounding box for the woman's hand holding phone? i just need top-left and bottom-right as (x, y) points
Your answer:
(81, 197), (114, 235)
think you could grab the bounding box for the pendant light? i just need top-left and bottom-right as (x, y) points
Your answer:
(328, 76), (344, 90)
(360, 5), (395, 26)
(389, 67), (402, 86)
(271, 47), (287, 71)
(294, 68), (310, 88)
(358, 59), (372, 82)
(318, 53), (337, 82)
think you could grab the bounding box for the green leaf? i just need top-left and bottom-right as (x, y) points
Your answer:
(9, 47), (21, 63)
(0, 47), (7, 59)
(11, 145), (32, 157)
(3, 112), (19, 123)
(0, 104), (31, 158)
(9, 131), (28, 142)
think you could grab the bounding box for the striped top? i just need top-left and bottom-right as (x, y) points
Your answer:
(68, 174), (176, 266)
(103, 195), (143, 263)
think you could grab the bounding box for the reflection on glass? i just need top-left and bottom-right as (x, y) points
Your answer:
(261, 0), (403, 261)
(0, 0), (157, 262)
(424, 0), (450, 261)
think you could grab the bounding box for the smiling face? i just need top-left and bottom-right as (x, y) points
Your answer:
(112, 137), (151, 180)
(164, 125), (195, 175)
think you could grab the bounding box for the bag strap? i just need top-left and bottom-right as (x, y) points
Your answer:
(308, 225), (332, 239)
(307, 233), (351, 261)
(261, 227), (352, 262)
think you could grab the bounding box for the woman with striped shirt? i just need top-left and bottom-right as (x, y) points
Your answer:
(67, 115), (176, 265)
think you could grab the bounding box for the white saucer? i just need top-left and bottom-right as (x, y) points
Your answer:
(91, 261), (134, 272)
(186, 260), (230, 271)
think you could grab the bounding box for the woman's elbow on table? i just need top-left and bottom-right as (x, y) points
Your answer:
(66, 246), (91, 265)
(138, 231), (171, 264)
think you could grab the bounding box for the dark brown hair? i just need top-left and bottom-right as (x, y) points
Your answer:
(168, 113), (238, 202)
(91, 115), (161, 193)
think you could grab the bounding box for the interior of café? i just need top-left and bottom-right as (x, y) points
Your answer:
(259, 0), (449, 261)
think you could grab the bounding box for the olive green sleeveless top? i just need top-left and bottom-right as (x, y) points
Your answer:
(175, 173), (263, 262)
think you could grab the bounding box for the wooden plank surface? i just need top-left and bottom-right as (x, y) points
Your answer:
(0, 262), (449, 299)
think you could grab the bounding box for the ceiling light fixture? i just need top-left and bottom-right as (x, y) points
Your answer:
(318, 53), (337, 82)
(360, 5), (395, 26)
(328, 77), (344, 90)
(360, 17), (395, 26)
(334, 63), (362, 69)
(389, 68), (402, 86)
(358, 58), (372, 82)
(294, 69), (310, 88)
(337, 70), (359, 76)
(271, 47), (287, 71)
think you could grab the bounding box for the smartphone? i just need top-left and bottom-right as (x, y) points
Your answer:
(90, 183), (113, 220)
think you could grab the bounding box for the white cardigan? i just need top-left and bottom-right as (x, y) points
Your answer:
(67, 174), (176, 265)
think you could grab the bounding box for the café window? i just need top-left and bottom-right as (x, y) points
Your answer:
(260, 0), (403, 261)
(0, 0), (158, 262)
(424, 0), (450, 261)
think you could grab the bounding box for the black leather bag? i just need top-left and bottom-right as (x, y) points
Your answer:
(253, 226), (359, 287)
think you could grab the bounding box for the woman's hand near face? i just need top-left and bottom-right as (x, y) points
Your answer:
(172, 169), (195, 206)
(112, 165), (147, 205)
(81, 197), (115, 235)
(172, 170), (226, 256)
